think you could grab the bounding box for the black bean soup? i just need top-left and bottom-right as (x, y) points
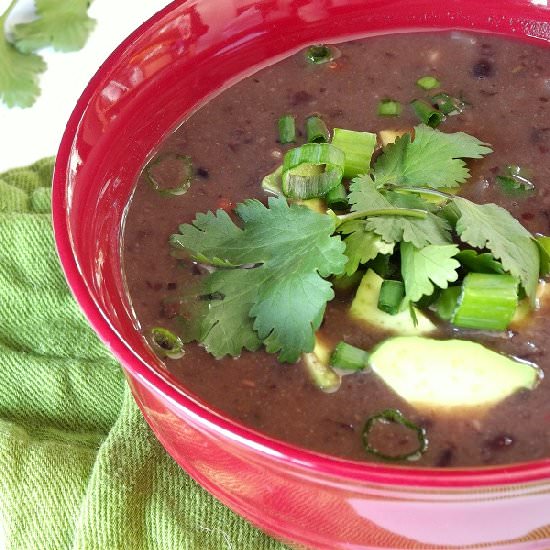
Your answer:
(123, 32), (550, 467)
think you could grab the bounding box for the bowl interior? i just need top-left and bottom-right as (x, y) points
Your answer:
(53, 0), (550, 486)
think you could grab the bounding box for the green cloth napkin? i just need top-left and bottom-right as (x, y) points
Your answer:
(0, 158), (288, 550)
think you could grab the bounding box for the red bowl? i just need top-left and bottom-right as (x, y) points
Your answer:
(53, 1), (550, 548)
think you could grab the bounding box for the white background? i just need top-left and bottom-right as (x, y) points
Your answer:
(0, 0), (170, 171)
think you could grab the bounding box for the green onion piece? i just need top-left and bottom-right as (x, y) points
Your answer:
(325, 183), (348, 210)
(330, 341), (370, 372)
(369, 254), (395, 279)
(410, 99), (446, 128)
(150, 327), (185, 359)
(377, 280), (405, 315)
(452, 273), (519, 331)
(305, 44), (335, 64)
(332, 271), (363, 292)
(261, 165), (283, 196)
(377, 99), (402, 117)
(431, 92), (465, 116)
(282, 143), (345, 199)
(436, 286), (461, 321)
(362, 409), (428, 462)
(496, 165), (535, 194)
(331, 127), (377, 178)
(145, 153), (193, 196)
(306, 115), (330, 143)
(536, 236), (550, 277)
(278, 115), (296, 144)
(416, 75), (441, 90)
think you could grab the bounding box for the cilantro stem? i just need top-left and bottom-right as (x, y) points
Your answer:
(388, 186), (455, 200)
(336, 207), (428, 225)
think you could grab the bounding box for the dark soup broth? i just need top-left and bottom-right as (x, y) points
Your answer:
(123, 31), (550, 468)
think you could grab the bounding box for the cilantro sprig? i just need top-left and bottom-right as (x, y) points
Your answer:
(168, 123), (544, 362)
(171, 197), (347, 362)
(0, 0), (95, 108)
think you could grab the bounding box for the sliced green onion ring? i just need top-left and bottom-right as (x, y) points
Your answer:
(282, 143), (345, 199)
(377, 99), (402, 117)
(306, 115), (330, 143)
(416, 75), (440, 90)
(278, 115), (296, 144)
(377, 280), (405, 315)
(431, 92), (465, 116)
(145, 153), (193, 196)
(331, 128), (377, 178)
(305, 44), (337, 64)
(451, 273), (519, 331)
(150, 327), (185, 359)
(261, 165), (283, 196)
(325, 183), (348, 210)
(330, 341), (370, 372)
(410, 99), (445, 128)
(435, 286), (461, 321)
(362, 409), (428, 462)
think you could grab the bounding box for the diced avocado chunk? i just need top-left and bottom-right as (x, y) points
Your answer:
(303, 335), (341, 393)
(350, 269), (436, 334)
(370, 336), (540, 410)
(295, 198), (326, 214)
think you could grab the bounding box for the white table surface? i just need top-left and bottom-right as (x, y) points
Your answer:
(0, 0), (170, 172)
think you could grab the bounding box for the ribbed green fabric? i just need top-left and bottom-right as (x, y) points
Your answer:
(0, 158), (288, 550)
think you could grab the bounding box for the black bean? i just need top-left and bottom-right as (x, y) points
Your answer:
(166, 282), (177, 290)
(435, 448), (454, 467)
(472, 59), (494, 78)
(196, 167), (210, 179)
(290, 90), (314, 105)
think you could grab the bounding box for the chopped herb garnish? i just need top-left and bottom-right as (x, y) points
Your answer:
(496, 165), (535, 194)
(331, 127), (377, 178)
(431, 92), (465, 116)
(330, 341), (370, 372)
(536, 236), (550, 277)
(452, 197), (539, 303)
(146, 153), (193, 196)
(377, 99), (402, 117)
(362, 409), (428, 461)
(278, 115), (296, 144)
(170, 196), (347, 362)
(455, 249), (505, 274)
(150, 327), (185, 359)
(282, 143), (345, 199)
(416, 75), (440, 90)
(306, 115), (330, 143)
(305, 44), (335, 64)
(410, 99), (445, 128)
(373, 124), (493, 188)
(348, 176), (452, 248)
(377, 280), (405, 315)
(451, 273), (519, 331)
(400, 242), (460, 302)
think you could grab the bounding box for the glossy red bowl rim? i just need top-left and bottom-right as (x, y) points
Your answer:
(53, 0), (550, 489)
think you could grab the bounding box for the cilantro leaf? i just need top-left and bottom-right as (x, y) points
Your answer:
(401, 242), (460, 302)
(452, 197), (539, 302)
(339, 220), (395, 276)
(0, 10), (46, 108)
(171, 197), (347, 362)
(12, 0), (96, 54)
(455, 249), (505, 274)
(348, 175), (452, 248)
(373, 124), (492, 188)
